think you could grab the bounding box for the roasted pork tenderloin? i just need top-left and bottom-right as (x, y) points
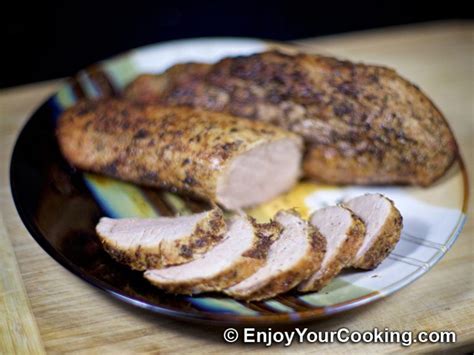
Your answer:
(125, 51), (458, 186)
(57, 99), (303, 210)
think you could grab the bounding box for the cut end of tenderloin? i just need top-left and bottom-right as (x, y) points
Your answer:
(216, 137), (302, 210)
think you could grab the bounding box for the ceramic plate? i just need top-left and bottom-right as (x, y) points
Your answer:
(10, 38), (469, 325)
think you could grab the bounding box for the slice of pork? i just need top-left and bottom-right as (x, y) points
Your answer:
(298, 206), (365, 292)
(343, 194), (403, 269)
(225, 210), (326, 301)
(144, 216), (281, 294)
(96, 208), (226, 270)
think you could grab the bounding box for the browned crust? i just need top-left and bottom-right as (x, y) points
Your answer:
(226, 224), (327, 301)
(101, 242), (158, 271)
(144, 217), (281, 294)
(125, 63), (211, 103)
(301, 61), (459, 187)
(243, 218), (282, 259)
(97, 208), (226, 270)
(159, 208), (227, 266)
(298, 209), (366, 292)
(125, 50), (458, 187)
(56, 99), (302, 209)
(124, 74), (168, 104)
(351, 197), (403, 270)
(145, 256), (266, 295)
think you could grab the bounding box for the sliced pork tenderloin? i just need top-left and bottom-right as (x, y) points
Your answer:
(144, 216), (281, 294)
(298, 206), (365, 292)
(343, 194), (403, 269)
(225, 210), (326, 301)
(96, 208), (226, 270)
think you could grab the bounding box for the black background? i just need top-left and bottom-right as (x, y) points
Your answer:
(2, 0), (472, 88)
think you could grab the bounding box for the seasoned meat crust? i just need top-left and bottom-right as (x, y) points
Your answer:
(144, 217), (282, 294)
(56, 99), (302, 209)
(125, 50), (458, 186)
(225, 210), (326, 301)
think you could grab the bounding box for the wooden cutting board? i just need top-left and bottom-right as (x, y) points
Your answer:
(1, 21), (473, 354)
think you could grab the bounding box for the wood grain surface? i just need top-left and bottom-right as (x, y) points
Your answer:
(0, 21), (473, 354)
